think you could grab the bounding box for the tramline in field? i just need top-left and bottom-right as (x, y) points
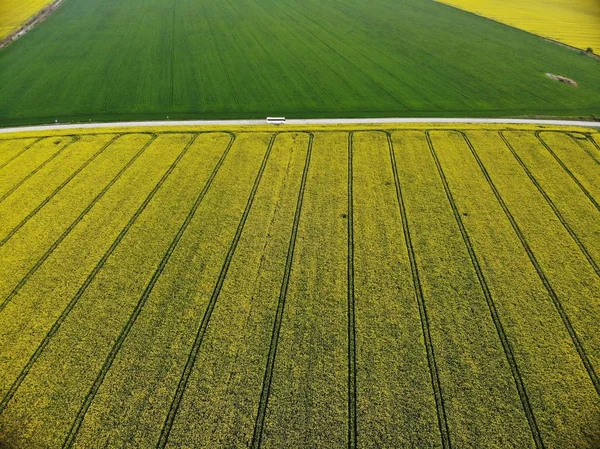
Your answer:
(0, 125), (598, 448)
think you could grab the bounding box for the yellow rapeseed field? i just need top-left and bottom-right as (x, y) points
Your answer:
(0, 0), (55, 40)
(437, 0), (600, 52)
(1, 125), (599, 448)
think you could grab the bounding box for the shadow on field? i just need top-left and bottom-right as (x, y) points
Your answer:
(0, 425), (20, 449)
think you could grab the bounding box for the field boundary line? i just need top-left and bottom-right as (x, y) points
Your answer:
(535, 131), (600, 213)
(385, 131), (451, 449)
(251, 133), (313, 449)
(0, 127), (597, 142)
(0, 136), (79, 204)
(1, 118), (599, 134)
(427, 130), (544, 449)
(433, 1), (600, 59)
(0, 134), (156, 314)
(0, 137), (44, 171)
(0, 134), (122, 247)
(460, 131), (600, 396)
(568, 133), (600, 166)
(499, 131), (600, 279)
(0, 0), (66, 50)
(0, 136), (42, 143)
(59, 133), (236, 448)
(156, 133), (277, 449)
(347, 132), (357, 449)
(0, 133), (189, 414)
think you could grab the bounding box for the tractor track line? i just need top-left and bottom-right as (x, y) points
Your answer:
(0, 136), (38, 141)
(60, 133), (236, 448)
(251, 133), (313, 449)
(0, 127), (591, 143)
(0, 133), (192, 414)
(385, 131), (451, 449)
(0, 136), (79, 204)
(461, 131), (600, 396)
(0, 134), (122, 247)
(586, 133), (600, 156)
(535, 131), (600, 213)
(428, 130), (544, 449)
(156, 133), (277, 449)
(568, 133), (600, 166)
(0, 134), (157, 314)
(347, 132), (358, 449)
(499, 131), (600, 279)
(0, 137), (45, 171)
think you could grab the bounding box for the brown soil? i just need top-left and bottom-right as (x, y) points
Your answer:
(545, 73), (578, 87)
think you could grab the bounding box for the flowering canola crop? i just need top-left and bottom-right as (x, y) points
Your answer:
(437, 0), (600, 52)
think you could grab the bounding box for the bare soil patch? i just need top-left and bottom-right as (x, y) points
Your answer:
(545, 73), (578, 87)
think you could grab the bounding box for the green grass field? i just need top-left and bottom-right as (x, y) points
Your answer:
(0, 0), (599, 125)
(0, 125), (599, 448)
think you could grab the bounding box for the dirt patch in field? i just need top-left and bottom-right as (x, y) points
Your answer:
(545, 73), (578, 87)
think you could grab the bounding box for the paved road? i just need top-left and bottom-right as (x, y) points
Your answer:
(0, 117), (599, 134)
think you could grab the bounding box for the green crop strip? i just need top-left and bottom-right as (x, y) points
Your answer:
(251, 134), (313, 449)
(2, 0), (600, 124)
(460, 132), (600, 396)
(386, 132), (451, 449)
(426, 131), (544, 448)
